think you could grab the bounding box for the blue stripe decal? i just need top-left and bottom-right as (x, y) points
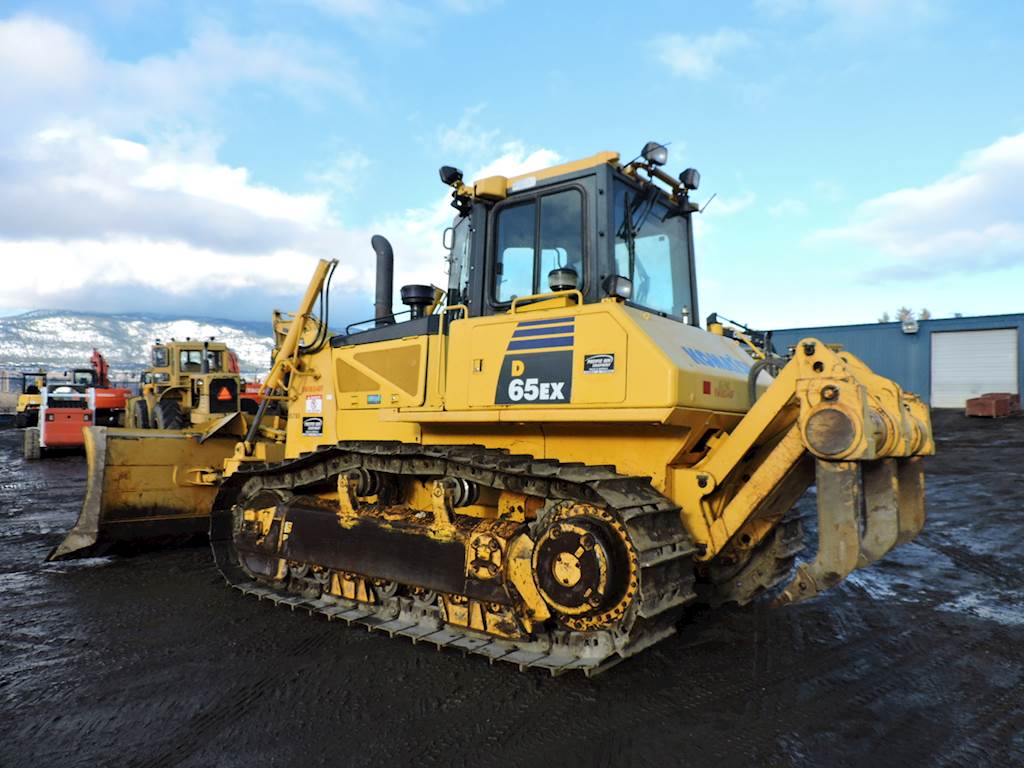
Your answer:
(507, 335), (574, 351)
(515, 316), (574, 327)
(512, 324), (575, 338)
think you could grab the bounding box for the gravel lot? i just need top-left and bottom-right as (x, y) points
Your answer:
(1, 410), (1022, 767)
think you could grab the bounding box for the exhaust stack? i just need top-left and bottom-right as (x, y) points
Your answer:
(371, 235), (394, 327)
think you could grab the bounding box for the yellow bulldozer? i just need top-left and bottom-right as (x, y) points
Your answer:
(49, 144), (933, 674)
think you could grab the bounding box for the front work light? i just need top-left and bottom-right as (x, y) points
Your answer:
(603, 274), (633, 301)
(679, 167), (700, 191)
(641, 142), (668, 166)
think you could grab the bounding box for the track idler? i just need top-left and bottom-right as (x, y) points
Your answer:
(774, 456), (925, 605)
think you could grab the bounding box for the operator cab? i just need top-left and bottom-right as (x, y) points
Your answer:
(445, 142), (700, 324)
(331, 143), (700, 347)
(21, 371), (46, 395)
(149, 340), (226, 378)
(69, 368), (97, 388)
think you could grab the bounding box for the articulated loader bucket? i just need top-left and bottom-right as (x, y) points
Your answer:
(47, 427), (239, 560)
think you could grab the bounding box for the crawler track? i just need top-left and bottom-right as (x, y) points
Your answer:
(209, 441), (697, 675)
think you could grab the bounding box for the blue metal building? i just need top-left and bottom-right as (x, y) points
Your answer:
(772, 313), (1024, 407)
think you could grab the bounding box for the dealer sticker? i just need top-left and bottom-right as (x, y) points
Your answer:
(305, 395), (323, 413)
(583, 353), (615, 374)
(302, 416), (323, 436)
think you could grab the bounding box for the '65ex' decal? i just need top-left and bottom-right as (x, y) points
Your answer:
(495, 351), (573, 404)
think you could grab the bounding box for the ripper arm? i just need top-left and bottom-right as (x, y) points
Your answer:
(673, 338), (934, 604)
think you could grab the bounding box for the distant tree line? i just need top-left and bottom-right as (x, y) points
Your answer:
(877, 307), (932, 323)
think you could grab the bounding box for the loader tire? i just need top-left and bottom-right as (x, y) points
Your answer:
(154, 399), (187, 430)
(15, 412), (26, 429)
(132, 399), (151, 429)
(23, 427), (41, 461)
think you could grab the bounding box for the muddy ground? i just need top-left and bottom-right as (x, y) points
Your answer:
(1, 410), (1022, 767)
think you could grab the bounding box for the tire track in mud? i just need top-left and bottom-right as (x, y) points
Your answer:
(915, 535), (1023, 591)
(130, 622), (339, 768)
(3, 413), (1024, 766)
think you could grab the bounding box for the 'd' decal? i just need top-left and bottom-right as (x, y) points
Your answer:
(494, 317), (574, 405)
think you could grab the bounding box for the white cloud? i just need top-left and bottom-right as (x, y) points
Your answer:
(0, 15), (98, 106)
(440, 0), (502, 12)
(705, 191), (756, 217)
(754, 0), (941, 38)
(438, 105), (502, 160)
(651, 28), (752, 80)
(0, 123), (367, 319)
(307, 150), (373, 195)
(812, 132), (1024, 277)
(0, 120), (561, 323)
(301, 0), (432, 37)
(0, 13), (360, 139)
(767, 198), (808, 217)
(0, 13), (561, 324)
(374, 143), (563, 289)
(3, 124), (332, 252)
(302, 0), (499, 33)
(753, 0), (809, 14)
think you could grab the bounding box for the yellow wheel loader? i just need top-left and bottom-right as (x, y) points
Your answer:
(50, 144), (933, 674)
(126, 339), (248, 430)
(15, 370), (47, 428)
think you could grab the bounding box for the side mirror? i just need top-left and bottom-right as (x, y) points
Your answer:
(439, 166), (463, 186)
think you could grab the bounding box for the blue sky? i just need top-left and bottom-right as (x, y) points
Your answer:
(1, 0), (1022, 329)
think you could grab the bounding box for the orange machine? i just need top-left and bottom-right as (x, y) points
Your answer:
(23, 349), (132, 460)
(227, 349), (264, 415)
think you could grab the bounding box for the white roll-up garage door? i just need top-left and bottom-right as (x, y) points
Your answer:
(931, 328), (1019, 407)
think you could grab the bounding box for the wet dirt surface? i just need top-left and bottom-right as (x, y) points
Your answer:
(1, 410), (1022, 767)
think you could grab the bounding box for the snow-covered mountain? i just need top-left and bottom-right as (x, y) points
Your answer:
(0, 310), (274, 376)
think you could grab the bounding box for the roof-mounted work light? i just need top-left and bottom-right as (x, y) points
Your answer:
(641, 142), (668, 166)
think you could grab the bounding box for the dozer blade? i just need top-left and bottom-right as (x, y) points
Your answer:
(47, 426), (238, 560)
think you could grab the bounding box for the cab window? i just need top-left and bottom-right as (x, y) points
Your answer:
(180, 350), (203, 372)
(612, 180), (693, 319)
(178, 349), (223, 372)
(152, 347), (168, 367)
(493, 188), (583, 303)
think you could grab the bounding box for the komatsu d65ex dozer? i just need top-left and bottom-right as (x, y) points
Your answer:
(50, 144), (934, 675)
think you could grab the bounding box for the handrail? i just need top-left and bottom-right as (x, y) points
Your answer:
(509, 290), (583, 314)
(436, 304), (468, 399)
(344, 309), (413, 335)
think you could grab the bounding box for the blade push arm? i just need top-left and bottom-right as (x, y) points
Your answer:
(242, 259), (336, 451)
